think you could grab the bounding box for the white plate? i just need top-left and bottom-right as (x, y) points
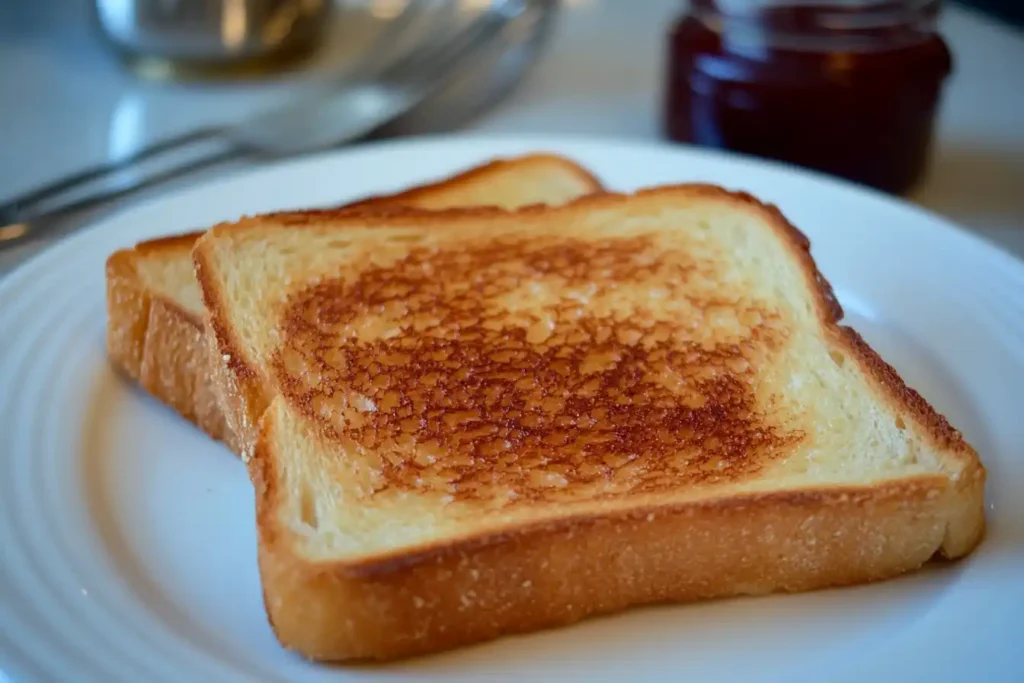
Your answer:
(1, 135), (1022, 683)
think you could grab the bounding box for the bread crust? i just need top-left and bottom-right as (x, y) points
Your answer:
(344, 153), (604, 210)
(196, 183), (987, 661)
(105, 247), (149, 383)
(106, 233), (234, 443)
(106, 154), (604, 455)
(253, 402), (983, 661)
(196, 272), (264, 458)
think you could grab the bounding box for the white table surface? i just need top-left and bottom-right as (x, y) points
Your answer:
(1, 0), (1023, 276)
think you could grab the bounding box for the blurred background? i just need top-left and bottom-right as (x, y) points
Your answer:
(0, 0), (1021, 264)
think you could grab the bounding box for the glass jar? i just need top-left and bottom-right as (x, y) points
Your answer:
(663, 0), (953, 194)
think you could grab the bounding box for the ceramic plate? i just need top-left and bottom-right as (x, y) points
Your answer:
(1, 135), (1021, 682)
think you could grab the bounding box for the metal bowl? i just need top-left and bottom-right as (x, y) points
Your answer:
(92, 0), (332, 66)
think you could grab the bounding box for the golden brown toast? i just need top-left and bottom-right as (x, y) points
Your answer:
(194, 185), (986, 661)
(105, 153), (603, 451)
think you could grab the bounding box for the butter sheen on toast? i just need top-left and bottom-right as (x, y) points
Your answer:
(194, 186), (986, 661)
(104, 154), (602, 451)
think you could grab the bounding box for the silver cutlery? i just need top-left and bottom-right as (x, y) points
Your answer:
(0, 0), (556, 252)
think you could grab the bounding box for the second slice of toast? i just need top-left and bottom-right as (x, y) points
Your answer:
(105, 154), (602, 451)
(194, 186), (986, 661)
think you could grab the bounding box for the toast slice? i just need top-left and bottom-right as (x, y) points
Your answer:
(194, 186), (986, 661)
(105, 153), (602, 451)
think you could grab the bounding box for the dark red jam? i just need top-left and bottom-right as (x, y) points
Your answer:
(664, 1), (953, 194)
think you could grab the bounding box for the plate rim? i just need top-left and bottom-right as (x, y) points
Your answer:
(2, 132), (1023, 298)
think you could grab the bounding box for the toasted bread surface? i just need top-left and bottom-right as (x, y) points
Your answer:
(255, 399), (978, 660)
(104, 153), (603, 449)
(194, 185), (985, 660)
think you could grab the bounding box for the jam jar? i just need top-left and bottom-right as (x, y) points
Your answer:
(664, 0), (954, 194)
